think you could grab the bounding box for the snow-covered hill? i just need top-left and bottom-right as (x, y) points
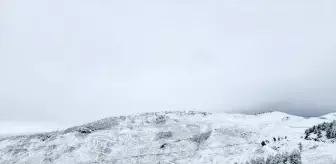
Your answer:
(1, 111), (336, 164)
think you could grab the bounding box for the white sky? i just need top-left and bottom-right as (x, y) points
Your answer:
(1, 0), (336, 126)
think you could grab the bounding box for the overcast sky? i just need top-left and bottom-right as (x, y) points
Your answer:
(1, 0), (336, 126)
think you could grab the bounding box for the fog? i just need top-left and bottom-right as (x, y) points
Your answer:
(1, 0), (336, 126)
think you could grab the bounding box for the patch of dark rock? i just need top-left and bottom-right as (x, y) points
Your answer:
(160, 143), (168, 149)
(7, 147), (28, 156)
(63, 117), (120, 134)
(155, 115), (168, 125)
(190, 131), (212, 144)
(156, 131), (173, 140)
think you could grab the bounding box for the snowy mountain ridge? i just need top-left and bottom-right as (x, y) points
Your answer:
(1, 111), (336, 164)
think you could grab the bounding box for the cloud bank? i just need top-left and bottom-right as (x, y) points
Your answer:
(1, 0), (336, 125)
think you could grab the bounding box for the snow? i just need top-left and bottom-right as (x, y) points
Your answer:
(0, 111), (336, 164)
(0, 122), (63, 137)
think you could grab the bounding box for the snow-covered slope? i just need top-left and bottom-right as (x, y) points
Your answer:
(0, 111), (335, 164)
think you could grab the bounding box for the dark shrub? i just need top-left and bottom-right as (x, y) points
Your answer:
(261, 141), (266, 146)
